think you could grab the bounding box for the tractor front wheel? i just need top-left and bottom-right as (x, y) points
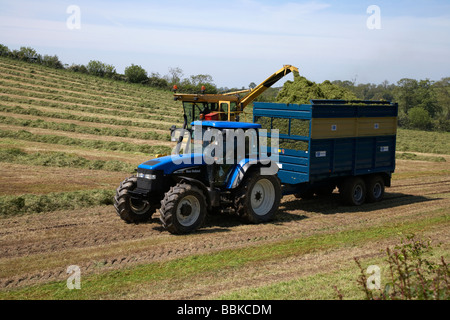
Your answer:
(114, 176), (156, 223)
(159, 183), (207, 234)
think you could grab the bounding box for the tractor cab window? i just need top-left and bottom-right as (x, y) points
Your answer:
(191, 127), (257, 161)
(201, 127), (258, 187)
(218, 103), (229, 120)
(187, 126), (259, 163)
(209, 103), (218, 112)
(218, 102), (238, 121)
(220, 103), (229, 114)
(185, 125), (260, 187)
(183, 102), (200, 126)
(183, 102), (212, 126)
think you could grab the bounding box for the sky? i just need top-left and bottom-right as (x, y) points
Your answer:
(0, 0), (449, 88)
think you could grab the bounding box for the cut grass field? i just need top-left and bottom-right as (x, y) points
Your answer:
(0, 57), (449, 300)
(396, 129), (450, 155)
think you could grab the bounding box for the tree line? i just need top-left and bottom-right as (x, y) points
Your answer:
(332, 79), (450, 132)
(0, 45), (218, 94)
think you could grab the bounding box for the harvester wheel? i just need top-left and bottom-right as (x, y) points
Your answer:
(114, 176), (156, 223)
(159, 183), (207, 234)
(235, 172), (281, 224)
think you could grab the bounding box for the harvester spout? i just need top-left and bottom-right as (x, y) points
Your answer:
(239, 65), (299, 109)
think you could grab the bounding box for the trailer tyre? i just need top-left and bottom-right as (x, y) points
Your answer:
(340, 177), (366, 206)
(235, 171), (281, 224)
(366, 175), (385, 203)
(114, 176), (156, 223)
(159, 183), (207, 234)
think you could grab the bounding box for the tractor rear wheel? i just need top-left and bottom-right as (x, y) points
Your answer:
(114, 176), (156, 223)
(159, 183), (207, 234)
(235, 172), (281, 224)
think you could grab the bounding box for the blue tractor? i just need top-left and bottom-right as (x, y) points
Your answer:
(114, 120), (282, 234)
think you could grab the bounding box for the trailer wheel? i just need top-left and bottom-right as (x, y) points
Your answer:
(159, 183), (207, 234)
(366, 175), (385, 203)
(114, 176), (156, 223)
(340, 177), (366, 206)
(235, 172), (281, 224)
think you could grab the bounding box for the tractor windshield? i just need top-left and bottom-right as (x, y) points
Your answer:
(182, 102), (202, 128)
(182, 102), (219, 128)
(174, 125), (259, 163)
(191, 126), (258, 163)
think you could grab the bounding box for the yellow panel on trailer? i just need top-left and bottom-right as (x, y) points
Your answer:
(357, 117), (398, 137)
(311, 118), (357, 139)
(310, 117), (397, 139)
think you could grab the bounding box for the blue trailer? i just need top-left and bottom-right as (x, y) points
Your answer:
(253, 99), (398, 205)
(114, 99), (398, 233)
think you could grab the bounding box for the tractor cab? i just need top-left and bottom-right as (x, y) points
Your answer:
(171, 121), (262, 178)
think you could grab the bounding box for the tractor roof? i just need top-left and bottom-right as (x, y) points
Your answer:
(191, 121), (261, 130)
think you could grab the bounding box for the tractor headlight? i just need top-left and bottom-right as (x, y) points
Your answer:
(137, 173), (156, 180)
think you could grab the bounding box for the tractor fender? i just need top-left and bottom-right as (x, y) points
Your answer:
(175, 176), (219, 209)
(226, 158), (279, 190)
